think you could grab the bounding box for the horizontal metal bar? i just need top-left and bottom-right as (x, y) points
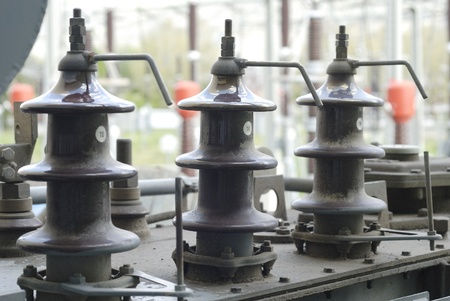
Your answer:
(32, 178), (187, 204)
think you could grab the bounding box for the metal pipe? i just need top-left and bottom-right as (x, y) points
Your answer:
(94, 54), (173, 106)
(242, 60), (323, 107)
(424, 151), (436, 251)
(174, 177), (185, 300)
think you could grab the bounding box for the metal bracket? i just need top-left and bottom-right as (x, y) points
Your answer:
(0, 102), (37, 182)
(17, 268), (192, 300)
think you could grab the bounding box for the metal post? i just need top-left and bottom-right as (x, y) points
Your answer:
(264, 0), (276, 151)
(106, 9), (114, 53)
(175, 177), (185, 301)
(410, 5), (424, 147)
(188, 3), (197, 82)
(424, 151), (436, 251)
(307, 1), (322, 174)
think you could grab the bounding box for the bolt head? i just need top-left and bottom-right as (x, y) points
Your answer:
(23, 265), (37, 277)
(220, 247), (235, 259)
(275, 226), (291, 235)
(417, 208), (428, 217)
(410, 168), (422, 174)
(401, 251), (411, 256)
(363, 258), (375, 264)
(69, 273), (86, 284)
(436, 244), (445, 249)
(0, 148), (15, 161)
(230, 287), (242, 293)
(323, 267), (335, 273)
(279, 277), (290, 283)
(119, 264), (134, 275)
(1, 166), (15, 181)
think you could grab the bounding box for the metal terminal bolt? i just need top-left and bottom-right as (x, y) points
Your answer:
(279, 277), (290, 283)
(401, 251), (411, 256)
(230, 287), (242, 293)
(363, 258), (375, 264)
(436, 244), (445, 249)
(410, 168), (422, 174)
(119, 264), (134, 275)
(323, 267), (335, 273)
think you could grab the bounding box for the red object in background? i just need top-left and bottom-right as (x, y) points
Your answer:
(174, 80), (201, 119)
(387, 80), (416, 124)
(9, 83), (35, 107)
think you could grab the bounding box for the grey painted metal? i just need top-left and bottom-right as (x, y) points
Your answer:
(0, 0), (47, 94)
(2, 214), (450, 300)
(0, 102), (41, 257)
(111, 139), (149, 239)
(0, 290), (24, 301)
(390, 291), (429, 301)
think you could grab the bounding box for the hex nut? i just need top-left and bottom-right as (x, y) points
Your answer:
(23, 265), (37, 277)
(220, 247), (235, 259)
(436, 244), (445, 249)
(417, 208), (428, 217)
(0, 182), (30, 199)
(323, 267), (335, 273)
(119, 264), (134, 275)
(230, 287), (242, 293)
(401, 251), (411, 256)
(279, 277), (290, 283)
(0, 148), (15, 161)
(363, 258), (375, 264)
(1, 166), (15, 181)
(275, 226), (291, 235)
(69, 273), (86, 284)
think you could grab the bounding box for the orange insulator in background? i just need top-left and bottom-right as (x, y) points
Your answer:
(8, 83), (35, 108)
(387, 80), (416, 124)
(174, 80), (200, 119)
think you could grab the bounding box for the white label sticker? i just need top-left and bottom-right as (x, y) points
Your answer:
(243, 121), (252, 136)
(95, 126), (107, 143)
(356, 118), (363, 131)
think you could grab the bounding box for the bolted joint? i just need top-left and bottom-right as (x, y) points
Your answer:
(295, 222), (308, 232)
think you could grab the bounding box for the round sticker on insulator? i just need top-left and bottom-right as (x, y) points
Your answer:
(243, 121), (252, 136)
(95, 126), (107, 143)
(356, 118), (363, 131)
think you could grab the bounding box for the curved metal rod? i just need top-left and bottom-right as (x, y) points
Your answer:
(94, 54), (173, 106)
(351, 60), (428, 100)
(239, 60), (323, 108)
